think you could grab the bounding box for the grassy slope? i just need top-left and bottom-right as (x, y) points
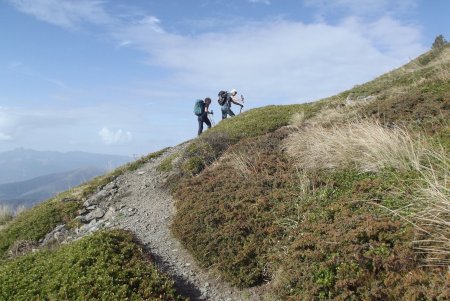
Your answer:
(171, 45), (450, 299)
(0, 230), (185, 301)
(0, 150), (186, 300)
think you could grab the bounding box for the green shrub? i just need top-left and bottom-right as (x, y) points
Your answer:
(204, 104), (316, 141)
(157, 153), (179, 172)
(172, 130), (448, 298)
(0, 199), (80, 258)
(171, 104), (320, 180)
(0, 230), (186, 301)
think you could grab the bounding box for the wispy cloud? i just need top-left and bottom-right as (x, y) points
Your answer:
(98, 127), (132, 145)
(113, 16), (424, 102)
(7, 60), (68, 89)
(0, 106), (82, 141)
(7, 1), (425, 103)
(248, 0), (271, 5)
(304, 0), (417, 17)
(7, 0), (113, 29)
(0, 133), (12, 141)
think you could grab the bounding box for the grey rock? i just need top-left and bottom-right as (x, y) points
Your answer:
(83, 189), (109, 207)
(77, 208), (88, 215)
(40, 224), (69, 246)
(102, 207), (116, 221)
(84, 208), (106, 222)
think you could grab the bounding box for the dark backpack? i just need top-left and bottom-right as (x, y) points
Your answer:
(194, 99), (204, 116)
(218, 91), (228, 106)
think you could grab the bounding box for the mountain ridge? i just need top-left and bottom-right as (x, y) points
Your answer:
(0, 44), (448, 300)
(0, 148), (131, 184)
(0, 167), (106, 209)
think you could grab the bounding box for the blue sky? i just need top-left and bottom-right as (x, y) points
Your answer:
(0, 0), (448, 156)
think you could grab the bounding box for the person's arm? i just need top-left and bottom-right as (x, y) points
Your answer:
(229, 96), (243, 107)
(204, 103), (211, 114)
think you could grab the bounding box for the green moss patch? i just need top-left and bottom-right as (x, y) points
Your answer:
(0, 230), (186, 301)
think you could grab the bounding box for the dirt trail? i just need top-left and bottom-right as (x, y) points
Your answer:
(105, 145), (262, 301)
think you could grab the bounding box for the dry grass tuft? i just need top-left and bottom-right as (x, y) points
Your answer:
(284, 120), (423, 172)
(290, 111), (307, 128)
(0, 205), (13, 225)
(225, 142), (263, 176)
(413, 150), (450, 266)
(285, 120), (449, 266)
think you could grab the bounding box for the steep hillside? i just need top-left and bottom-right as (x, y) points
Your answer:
(169, 44), (449, 299)
(0, 45), (448, 300)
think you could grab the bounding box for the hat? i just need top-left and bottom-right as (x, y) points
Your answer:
(230, 89), (237, 95)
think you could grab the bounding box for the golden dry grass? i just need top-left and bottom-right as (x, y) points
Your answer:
(284, 120), (449, 266)
(284, 120), (423, 172)
(413, 150), (450, 266)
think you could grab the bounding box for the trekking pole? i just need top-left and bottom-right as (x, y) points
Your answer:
(209, 111), (215, 126)
(240, 94), (245, 114)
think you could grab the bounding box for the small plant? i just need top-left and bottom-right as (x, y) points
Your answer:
(0, 205), (13, 226)
(127, 148), (168, 171)
(157, 153), (179, 172)
(432, 34), (448, 49)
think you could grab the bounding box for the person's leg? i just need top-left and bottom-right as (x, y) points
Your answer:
(221, 108), (227, 120)
(204, 114), (212, 129)
(197, 116), (203, 136)
(228, 107), (235, 117)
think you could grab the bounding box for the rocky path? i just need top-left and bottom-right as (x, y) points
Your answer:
(70, 144), (263, 301)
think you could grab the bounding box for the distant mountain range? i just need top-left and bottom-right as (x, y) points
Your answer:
(0, 148), (131, 184)
(0, 168), (106, 208)
(0, 148), (131, 208)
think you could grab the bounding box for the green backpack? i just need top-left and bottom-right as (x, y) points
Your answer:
(194, 99), (204, 116)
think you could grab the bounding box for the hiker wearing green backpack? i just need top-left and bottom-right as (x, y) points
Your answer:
(194, 97), (213, 136)
(218, 89), (244, 120)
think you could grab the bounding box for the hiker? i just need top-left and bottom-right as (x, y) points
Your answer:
(194, 97), (213, 136)
(230, 89), (245, 106)
(219, 89), (244, 120)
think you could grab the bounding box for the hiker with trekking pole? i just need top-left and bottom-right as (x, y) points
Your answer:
(194, 97), (213, 136)
(218, 89), (244, 120)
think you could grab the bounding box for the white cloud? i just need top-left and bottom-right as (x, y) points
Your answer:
(113, 16), (424, 102)
(7, 0), (112, 29)
(0, 133), (12, 141)
(98, 127), (132, 145)
(8, 1), (425, 104)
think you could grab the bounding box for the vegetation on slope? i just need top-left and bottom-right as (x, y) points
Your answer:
(163, 103), (322, 181)
(0, 197), (80, 258)
(169, 45), (450, 299)
(172, 128), (448, 299)
(0, 149), (167, 259)
(0, 230), (186, 301)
